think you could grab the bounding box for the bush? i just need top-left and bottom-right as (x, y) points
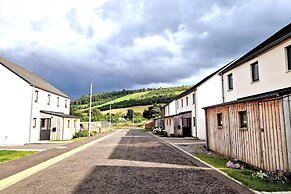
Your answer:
(73, 130), (96, 138)
(252, 170), (290, 184)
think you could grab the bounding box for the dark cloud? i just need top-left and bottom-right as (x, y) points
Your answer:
(1, 0), (291, 99)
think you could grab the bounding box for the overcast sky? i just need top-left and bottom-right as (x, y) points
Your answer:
(0, 0), (290, 99)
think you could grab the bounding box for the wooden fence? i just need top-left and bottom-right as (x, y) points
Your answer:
(206, 97), (289, 171)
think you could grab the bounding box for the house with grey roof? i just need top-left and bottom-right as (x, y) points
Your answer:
(204, 23), (291, 171)
(0, 57), (80, 145)
(162, 61), (233, 139)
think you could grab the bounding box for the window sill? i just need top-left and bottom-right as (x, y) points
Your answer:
(286, 69), (291, 73)
(239, 127), (248, 131)
(251, 80), (259, 84)
(218, 126), (223, 129)
(227, 89), (233, 92)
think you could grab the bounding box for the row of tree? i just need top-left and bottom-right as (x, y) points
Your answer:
(76, 104), (162, 122)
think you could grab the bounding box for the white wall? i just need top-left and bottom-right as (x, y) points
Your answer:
(30, 88), (70, 142)
(176, 91), (196, 136)
(224, 39), (291, 102)
(164, 117), (174, 136)
(0, 65), (32, 145)
(164, 100), (176, 117)
(196, 74), (223, 139)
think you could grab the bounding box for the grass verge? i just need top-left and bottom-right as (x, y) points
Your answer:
(194, 153), (291, 192)
(49, 137), (87, 142)
(0, 150), (37, 164)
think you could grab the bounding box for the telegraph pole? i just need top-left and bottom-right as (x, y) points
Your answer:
(132, 111), (134, 129)
(109, 103), (112, 131)
(88, 82), (93, 137)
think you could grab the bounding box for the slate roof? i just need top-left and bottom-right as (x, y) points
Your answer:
(220, 23), (291, 74)
(40, 110), (79, 118)
(0, 56), (69, 98)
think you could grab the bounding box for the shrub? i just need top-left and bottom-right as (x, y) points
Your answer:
(73, 130), (96, 138)
(252, 170), (289, 184)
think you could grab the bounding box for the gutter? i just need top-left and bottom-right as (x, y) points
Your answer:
(221, 75), (225, 103)
(205, 109), (209, 150)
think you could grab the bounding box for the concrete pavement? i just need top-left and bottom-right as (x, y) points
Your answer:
(1, 129), (252, 194)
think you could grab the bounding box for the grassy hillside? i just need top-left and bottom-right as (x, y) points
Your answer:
(101, 105), (152, 114)
(71, 86), (191, 116)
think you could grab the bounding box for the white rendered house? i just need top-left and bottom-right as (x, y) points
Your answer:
(163, 100), (176, 136)
(204, 23), (291, 171)
(162, 64), (229, 139)
(0, 57), (80, 145)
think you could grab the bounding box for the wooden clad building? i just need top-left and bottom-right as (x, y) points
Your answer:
(205, 89), (291, 171)
(205, 23), (291, 171)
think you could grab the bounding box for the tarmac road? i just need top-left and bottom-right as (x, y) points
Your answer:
(1, 129), (252, 194)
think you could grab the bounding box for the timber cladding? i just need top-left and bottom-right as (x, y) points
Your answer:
(206, 97), (289, 171)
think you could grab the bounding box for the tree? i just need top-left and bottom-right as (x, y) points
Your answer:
(142, 104), (161, 119)
(126, 109), (134, 120)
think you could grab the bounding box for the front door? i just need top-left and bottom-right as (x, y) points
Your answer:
(182, 118), (192, 137)
(40, 118), (51, 140)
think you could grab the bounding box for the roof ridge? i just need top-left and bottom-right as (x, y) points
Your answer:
(0, 56), (69, 98)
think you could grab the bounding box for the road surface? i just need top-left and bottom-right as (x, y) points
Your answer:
(2, 129), (252, 194)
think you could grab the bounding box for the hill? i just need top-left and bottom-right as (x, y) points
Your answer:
(71, 86), (190, 116)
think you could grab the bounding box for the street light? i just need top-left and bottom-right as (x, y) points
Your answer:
(132, 111), (134, 129)
(88, 82), (93, 137)
(109, 103), (112, 131)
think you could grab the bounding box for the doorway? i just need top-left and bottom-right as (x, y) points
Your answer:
(182, 118), (192, 137)
(40, 118), (51, 140)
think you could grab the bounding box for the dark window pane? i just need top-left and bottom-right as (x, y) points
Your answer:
(287, 46), (291, 70)
(239, 111), (248, 128)
(228, 74), (233, 90)
(251, 62), (259, 81)
(217, 113), (223, 127)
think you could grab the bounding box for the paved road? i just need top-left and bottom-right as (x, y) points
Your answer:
(2, 129), (252, 194)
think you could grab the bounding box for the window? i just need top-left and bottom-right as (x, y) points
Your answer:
(169, 119), (171, 126)
(228, 73), (233, 90)
(65, 99), (67, 108)
(186, 97), (188, 106)
(47, 94), (51, 105)
(74, 120), (77, 128)
(57, 97), (60, 107)
(35, 90), (39, 102)
(251, 62), (259, 82)
(68, 120), (70, 128)
(193, 117), (196, 127)
(181, 99), (183, 107)
(177, 101), (179, 109)
(33, 118), (37, 128)
(193, 93), (195, 104)
(217, 113), (223, 128)
(287, 45), (291, 70)
(239, 111), (248, 128)
(41, 119), (45, 128)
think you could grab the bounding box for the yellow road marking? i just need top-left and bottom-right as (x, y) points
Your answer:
(0, 130), (121, 191)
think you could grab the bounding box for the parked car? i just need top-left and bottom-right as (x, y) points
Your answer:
(152, 124), (164, 134)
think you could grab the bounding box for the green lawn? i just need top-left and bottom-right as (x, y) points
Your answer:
(195, 153), (291, 192)
(0, 150), (37, 164)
